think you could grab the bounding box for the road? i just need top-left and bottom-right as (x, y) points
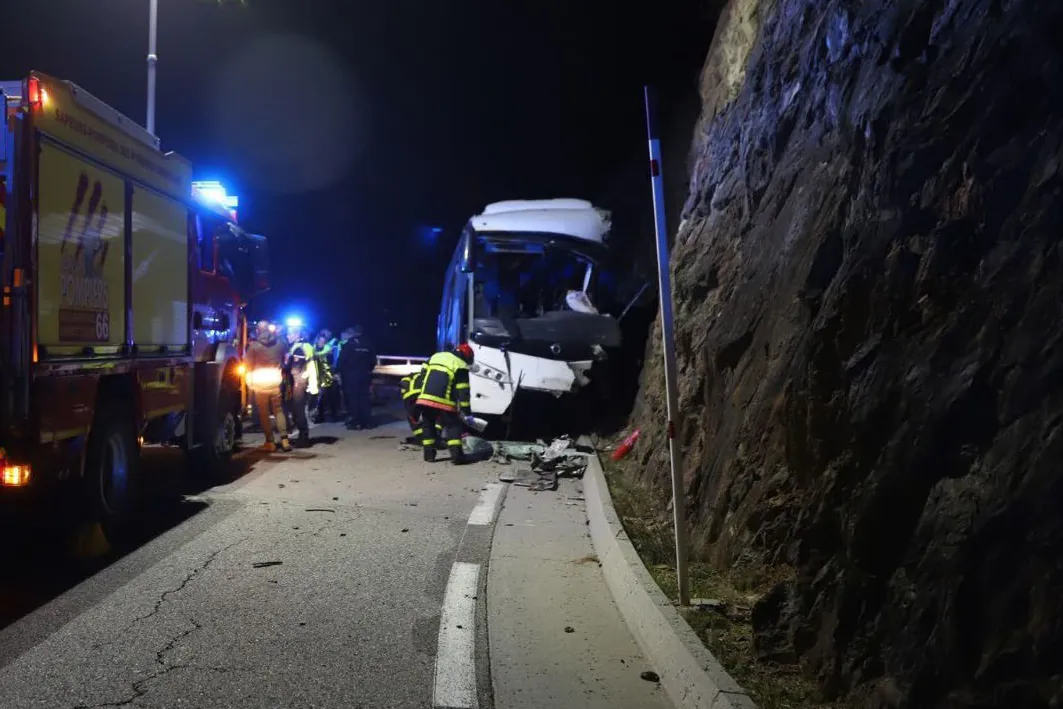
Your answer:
(0, 412), (503, 709)
(0, 398), (671, 709)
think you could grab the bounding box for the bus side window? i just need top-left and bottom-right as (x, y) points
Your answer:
(192, 213), (216, 273)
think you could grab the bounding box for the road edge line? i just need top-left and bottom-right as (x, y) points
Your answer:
(466, 483), (505, 526)
(581, 444), (757, 709)
(434, 561), (481, 709)
(433, 480), (508, 709)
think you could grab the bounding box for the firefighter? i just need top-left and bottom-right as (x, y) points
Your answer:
(284, 324), (318, 446)
(313, 330), (340, 423)
(399, 363), (442, 445)
(415, 343), (475, 464)
(245, 320), (292, 452)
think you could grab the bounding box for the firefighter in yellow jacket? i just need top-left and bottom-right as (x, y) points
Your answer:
(399, 365), (426, 443)
(400, 364), (445, 445)
(415, 343), (475, 463)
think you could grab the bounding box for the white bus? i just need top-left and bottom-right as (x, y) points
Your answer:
(436, 198), (622, 418)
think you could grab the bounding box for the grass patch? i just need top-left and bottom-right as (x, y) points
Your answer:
(601, 456), (843, 709)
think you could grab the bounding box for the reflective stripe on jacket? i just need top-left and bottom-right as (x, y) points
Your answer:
(315, 341), (335, 388)
(288, 341), (319, 395)
(400, 365), (428, 401)
(416, 351), (470, 413)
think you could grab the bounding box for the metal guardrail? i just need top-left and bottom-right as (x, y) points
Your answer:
(373, 355), (428, 378)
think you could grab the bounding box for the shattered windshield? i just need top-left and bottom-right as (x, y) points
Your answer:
(471, 237), (594, 320)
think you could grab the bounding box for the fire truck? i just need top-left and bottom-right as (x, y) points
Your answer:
(0, 72), (269, 541)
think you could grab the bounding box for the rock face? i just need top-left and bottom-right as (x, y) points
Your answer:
(632, 0), (1063, 706)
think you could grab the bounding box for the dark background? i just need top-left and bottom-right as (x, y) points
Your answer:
(1, 0), (712, 353)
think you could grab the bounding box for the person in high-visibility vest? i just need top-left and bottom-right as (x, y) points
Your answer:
(284, 325), (318, 446)
(415, 343), (475, 463)
(313, 330), (340, 423)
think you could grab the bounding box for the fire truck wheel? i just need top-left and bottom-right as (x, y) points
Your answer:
(86, 402), (141, 544)
(195, 400), (238, 483)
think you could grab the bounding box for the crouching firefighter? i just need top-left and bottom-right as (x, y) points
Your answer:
(399, 365), (425, 444)
(415, 343), (475, 464)
(400, 364), (444, 445)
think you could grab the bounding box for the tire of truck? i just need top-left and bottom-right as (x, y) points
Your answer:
(193, 389), (239, 484)
(85, 401), (141, 545)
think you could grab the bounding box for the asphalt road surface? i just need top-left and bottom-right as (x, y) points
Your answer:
(0, 413), (504, 709)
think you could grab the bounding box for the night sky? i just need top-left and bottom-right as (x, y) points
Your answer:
(1, 0), (712, 353)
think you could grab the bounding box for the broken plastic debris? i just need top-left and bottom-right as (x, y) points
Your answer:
(462, 435), (494, 461)
(565, 290), (599, 314)
(253, 561), (283, 569)
(640, 671), (660, 683)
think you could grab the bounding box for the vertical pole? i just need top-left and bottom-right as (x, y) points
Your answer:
(146, 0), (159, 135)
(643, 85), (690, 606)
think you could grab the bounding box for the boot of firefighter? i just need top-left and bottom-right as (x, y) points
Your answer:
(448, 443), (466, 465)
(423, 446), (437, 462)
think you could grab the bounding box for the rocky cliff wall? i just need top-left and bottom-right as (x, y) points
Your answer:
(633, 0), (1063, 706)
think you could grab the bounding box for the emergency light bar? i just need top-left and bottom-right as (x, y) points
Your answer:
(192, 180), (239, 221)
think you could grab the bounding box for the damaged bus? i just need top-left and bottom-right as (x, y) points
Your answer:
(436, 198), (622, 421)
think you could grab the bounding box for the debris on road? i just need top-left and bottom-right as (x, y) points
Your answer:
(494, 436), (589, 490)
(305, 508), (336, 513)
(506, 468), (559, 491)
(252, 561), (283, 569)
(640, 671), (660, 683)
(462, 435), (494, 461)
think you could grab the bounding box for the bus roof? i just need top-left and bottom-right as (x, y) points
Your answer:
(470, 200), (611, 246)
(481, 198), (595, 215)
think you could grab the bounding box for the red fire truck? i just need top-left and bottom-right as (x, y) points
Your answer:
(0, 72), (269, 541)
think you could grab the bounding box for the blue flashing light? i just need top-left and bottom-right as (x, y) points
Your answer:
(192, 180), (240, 219)
(418, 225), (444, 246)
(285, 316), (304, 329)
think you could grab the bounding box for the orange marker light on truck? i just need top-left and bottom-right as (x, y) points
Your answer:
(236, 362), (247, 377)
(1, 464), (31, 487)
(24, 77), (46, 109)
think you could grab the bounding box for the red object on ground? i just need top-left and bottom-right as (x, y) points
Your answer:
(611, 429), (641, 461)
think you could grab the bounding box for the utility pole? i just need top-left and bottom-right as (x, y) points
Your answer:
(643, 85), (690, 606)
(146, 0), (159, 135)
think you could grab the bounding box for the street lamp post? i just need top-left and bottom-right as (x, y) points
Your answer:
(146, 0), (159, 135)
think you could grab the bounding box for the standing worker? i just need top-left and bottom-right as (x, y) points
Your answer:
(245, 320), (292, 452)
(337, 325), (376, 430)
(416, 343), (476, 464)
(333, 328), (351, 417)
(284, 324), (318, 446)
(313, 330), (340, 423)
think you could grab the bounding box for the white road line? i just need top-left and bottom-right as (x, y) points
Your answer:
(433, 562), (481, 709)
(467, 483), (504, 526)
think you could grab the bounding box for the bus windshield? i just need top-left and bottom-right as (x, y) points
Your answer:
(471, 236), (596, 321)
